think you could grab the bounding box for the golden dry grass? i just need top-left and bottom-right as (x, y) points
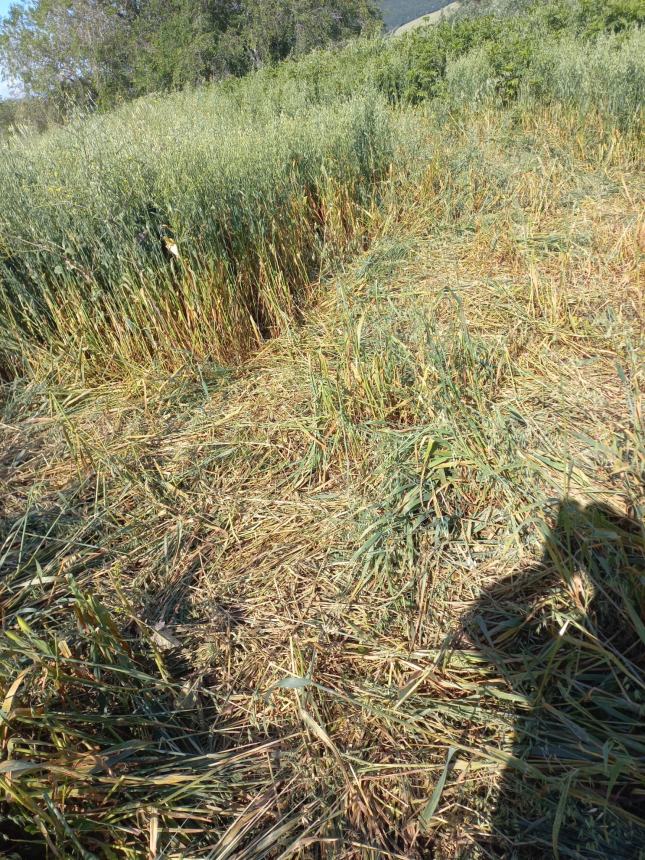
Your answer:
(1, 107), (643, 857)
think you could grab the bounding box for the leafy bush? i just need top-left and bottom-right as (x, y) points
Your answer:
(389, 17), (500, 103)
(390, 0), (644, 110)
(578, 0), (645, 36)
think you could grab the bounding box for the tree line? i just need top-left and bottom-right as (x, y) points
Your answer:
(0, 0), (382, 121)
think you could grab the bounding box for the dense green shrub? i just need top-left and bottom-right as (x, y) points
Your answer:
(384, 17), (500, 103)
(460, 0), (645, 32)
(389, 0), (644, 110)
(578, 0), (645, 36)
(222, 0), (645, 114)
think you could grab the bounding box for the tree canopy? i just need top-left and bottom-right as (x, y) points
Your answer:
(0, 0), (382, 113)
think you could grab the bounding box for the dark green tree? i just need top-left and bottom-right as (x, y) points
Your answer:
(131, 0), (243, 93)
(235, 0), (380, 70)
(0, 0), (382, 112)
(0, 1), (137, 107)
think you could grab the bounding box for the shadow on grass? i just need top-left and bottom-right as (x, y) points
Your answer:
(465, 499), (645, 859)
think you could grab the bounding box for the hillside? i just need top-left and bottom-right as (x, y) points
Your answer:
(393, 2), (461, 34)
(0, 2), (644, 857)
(378, 0), (456, 30)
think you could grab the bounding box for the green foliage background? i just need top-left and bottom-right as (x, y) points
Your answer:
(0, 0), (382, 116)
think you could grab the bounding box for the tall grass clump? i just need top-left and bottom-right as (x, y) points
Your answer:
(441, 27), (645, 126)
(530, 28), (645, 127)
(0, 5), (643, 854)
(381, 0), (644, 122)
(1, 1), (643, 384)
(1, 101), (642, 856)
(0, 91), (392, 379)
